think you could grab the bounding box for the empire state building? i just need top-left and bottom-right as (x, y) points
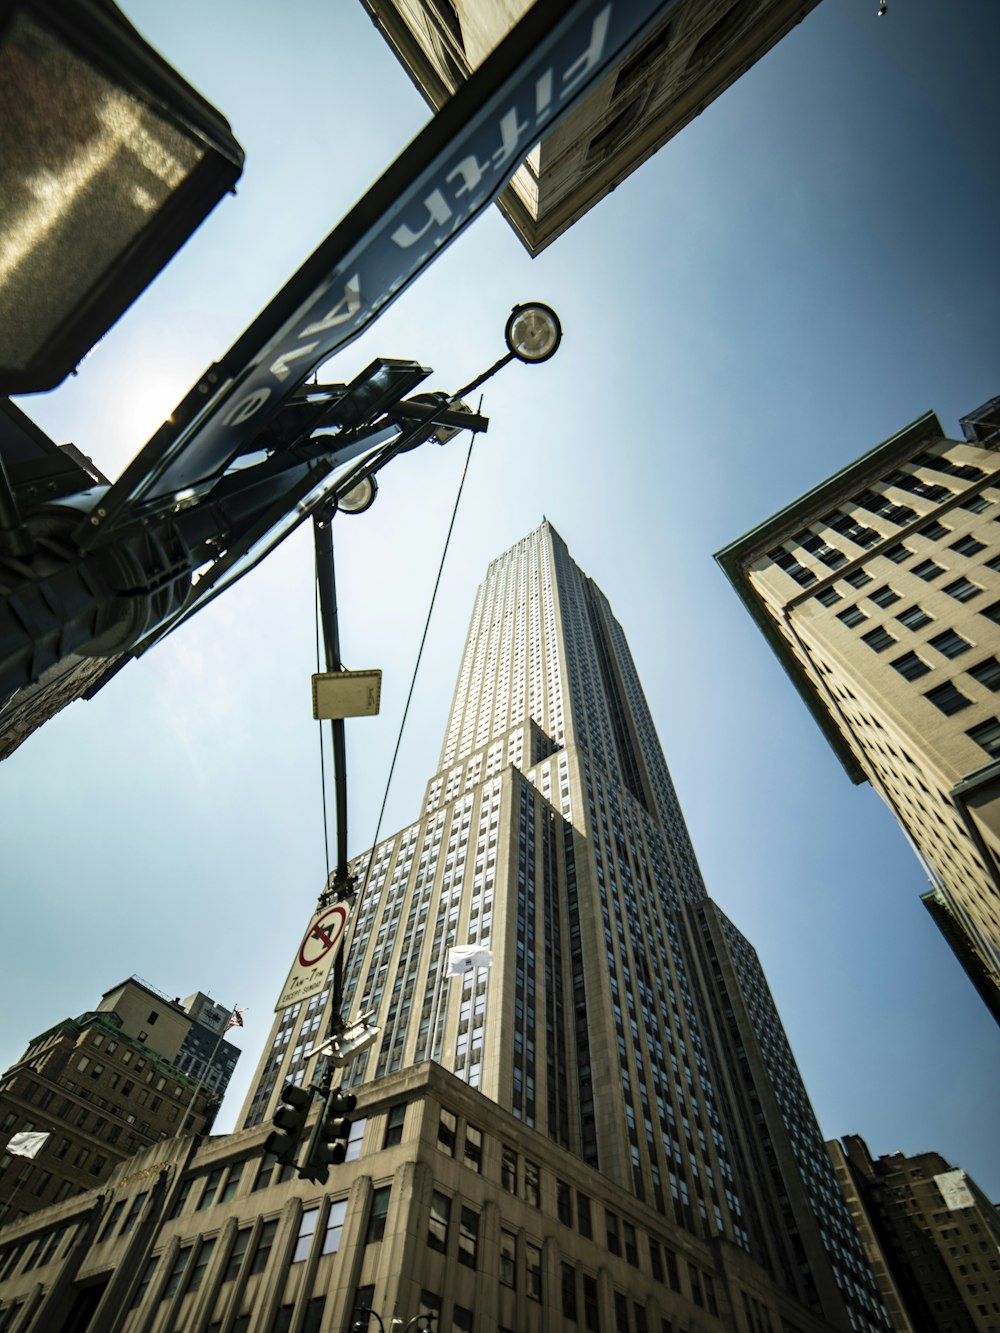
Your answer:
(238, 520), (888, 1333)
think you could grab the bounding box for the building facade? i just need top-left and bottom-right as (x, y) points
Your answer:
(828, 1136), (1000, 1333)
(358, 0), (822, 256)
(716, 398), (1000, 1022)
(0, 979), (239, 1226)
(0, 522), (887, 1332)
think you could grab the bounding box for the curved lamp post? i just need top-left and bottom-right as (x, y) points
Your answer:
(351, 1308), (436, 1333)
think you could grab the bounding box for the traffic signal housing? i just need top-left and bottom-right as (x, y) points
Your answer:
(301, 1086), (357, 1185)
(264, 1083), (313, 1166)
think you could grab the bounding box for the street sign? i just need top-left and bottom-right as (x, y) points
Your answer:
(275, 901), (350, 1012)
(83, 0), (677, 543)
(312, 669), (382, 719)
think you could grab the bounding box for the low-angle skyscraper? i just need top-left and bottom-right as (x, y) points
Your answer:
(715, 397), (1000, 1022)
(357, 0), (824, 255)
(0, 978), (239, 1226)
(0, 523), (885, 1332)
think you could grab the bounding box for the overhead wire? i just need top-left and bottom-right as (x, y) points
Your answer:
(353, 421), (481, 918)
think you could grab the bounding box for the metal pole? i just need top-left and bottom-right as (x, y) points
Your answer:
(313, 514), (351, 1036)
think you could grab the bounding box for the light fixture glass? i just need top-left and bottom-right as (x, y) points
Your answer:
(336, 474), (377, 515)
(504, 302), (562, 364)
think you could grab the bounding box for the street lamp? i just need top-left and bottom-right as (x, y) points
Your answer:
(0, 301), (562, 759)
(351, 1309), (435, 1333)
(505, 301), (562, 363)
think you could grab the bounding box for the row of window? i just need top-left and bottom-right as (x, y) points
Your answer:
(771, 467), (993, 587)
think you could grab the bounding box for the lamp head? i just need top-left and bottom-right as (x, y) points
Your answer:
(336, 475), (378, 515)
(504, 302), (562, 364)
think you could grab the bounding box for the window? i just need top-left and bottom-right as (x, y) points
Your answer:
(614, 1292), (629, 1333)
(892, 652), (930, 681)
(383, 1104), (405, 1148)
(929, 629), (973, 659)
(453, 1307), (474, 1333)
(419, 1291), (442, 1322)
(526, 1242), (542, 1301)
(814, 587), (841, 607)
(557, 1179), (573, 1226)
(664, 1246), (681, 1291)
(624, 1221), (639, 1266)
(837, 606), (867, 628)
(944, 576), (982, 602)
(253, 1153), (278, 1192)
(524, 1159), (540, 1207)
(458, 1206), (479, 1267)
(463, 1124), (482, 1172)
(223, 1226), (252, 1281)
(250, 1219), (278, 1274)
(967, 718), (1000, 758)
(950, 534), (985, 557)
(352, 1286), (376, 1330)
(689, 1263), (704, 1307)
(163, 1245), (192, 1298)
(869, 585), (900, 608)
(584, 1274), (600, 1331)
(437, 1108), (457, 1156)
(220, 1160), (244, 1202)
(501, 1146), (517, 1193)
(562, 1262), (578, 1319)
(983, 601), (1000, 627)
(914, 558), (945, 581)
(345, 1118), (366, 1161)
(294, 1207), (319, 1263)
(918, 519), (950, 541)
(844, 567), (872, 588)
(188, 1237), (216, 1292)
(925, 682), (972, 716)
(959, 493), (990, 513)
(198, 1168), (224, 1210)
(428, 1191), (450, 1252)
(606, 1209), (621, 1256)
(97, 1201), (125, 1242)
(121, 1192), (148, 1235)
(366, 1186), (390, 1243)
(500, 1230), (517, 1287)
(897, 604), (933, 631)
(969, 657), (1000, 691)
(322, 1198), (348, 1255)
(884, 542), (912, 563)
(862, 626), (897, 653)
(577, 1191), (592, 1238)
(132, 1256), (158, 1308)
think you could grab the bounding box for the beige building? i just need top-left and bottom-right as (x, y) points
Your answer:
(359, 0), (823, 255)
(716, 397), (1000, 1022)
(0, 979), (239, 1227)
(0, 1061), (866, 1333)
(828, 1136), (1000, 1333)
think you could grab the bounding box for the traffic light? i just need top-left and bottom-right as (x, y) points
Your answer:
(264, 1083), (313, 1166)
(301, 1086), (357, 1185)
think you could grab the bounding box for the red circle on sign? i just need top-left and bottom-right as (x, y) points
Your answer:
(299, 903), (348, 968)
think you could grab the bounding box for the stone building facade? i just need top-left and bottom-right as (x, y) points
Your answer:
(716, 397), (1000, 1021)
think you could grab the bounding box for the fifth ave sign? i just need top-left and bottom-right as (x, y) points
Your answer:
(89, 0), (677, 536)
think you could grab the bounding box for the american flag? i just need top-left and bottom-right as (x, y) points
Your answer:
(228, 1007), (247, 1029)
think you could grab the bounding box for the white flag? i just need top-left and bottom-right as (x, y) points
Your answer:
(6, 1131), (50, 1160)
(447, 945), (493, 976)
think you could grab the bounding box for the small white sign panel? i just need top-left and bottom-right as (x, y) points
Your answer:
(312, 670), (381, 719)
(935, 1169), (974, 1211)
(275, 902), (350, 1012)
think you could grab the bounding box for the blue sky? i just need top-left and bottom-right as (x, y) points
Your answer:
(3, 0), (998, 1199)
